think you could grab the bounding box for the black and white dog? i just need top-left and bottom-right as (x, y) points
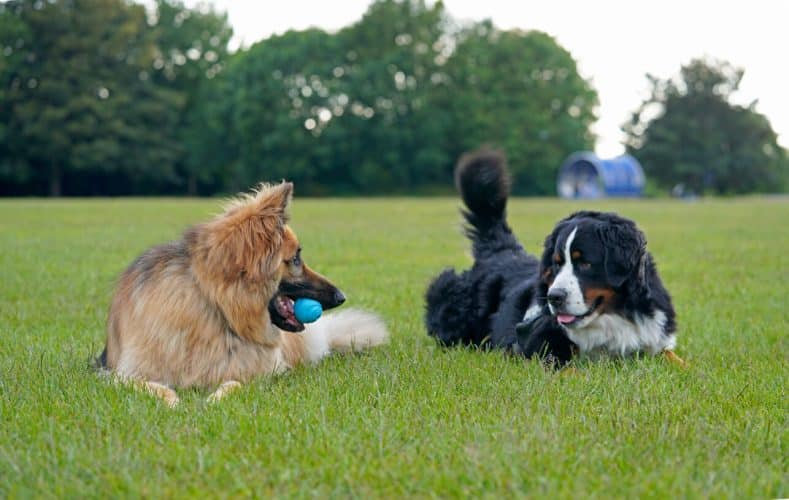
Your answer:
(425, 150), (683, 366)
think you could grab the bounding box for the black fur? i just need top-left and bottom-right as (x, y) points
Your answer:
(425, 149), (562, 357)
(95, 347), (108, 369)
(425, 150), (677, 365)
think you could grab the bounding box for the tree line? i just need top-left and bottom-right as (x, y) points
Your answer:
(624, 59), (787, 195)
(1, 0), (785, 196)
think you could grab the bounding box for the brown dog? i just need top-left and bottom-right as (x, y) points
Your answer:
(97, 182), (388, 406)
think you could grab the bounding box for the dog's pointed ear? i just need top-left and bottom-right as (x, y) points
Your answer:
(261, 181), (293, 218)
(597, 222), (646, 288)
(197, 182), (294, 284)
(240, 181), (292, 223)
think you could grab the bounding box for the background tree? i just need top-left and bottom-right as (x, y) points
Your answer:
(332, 0), (452, 191)
(443, 22), (597, 195)
(200, 0), (453, 194)
(624, 58), (788, 195)
(149, 0), (232, 195)
(195, 0), (596, 195)
(1, 0), (600, 196)
(0, 4), (30, 191)
(0, 0), (182, 196)
(0, 0), (231, 196)
(211, 28), (347, 193)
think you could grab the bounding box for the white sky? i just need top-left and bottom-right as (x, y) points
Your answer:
(188, 0), (788, 156)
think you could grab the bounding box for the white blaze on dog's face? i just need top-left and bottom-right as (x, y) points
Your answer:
(548, 227), (587, 316)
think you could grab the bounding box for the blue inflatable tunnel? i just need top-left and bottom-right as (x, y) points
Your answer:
(557, 152), (645, 199)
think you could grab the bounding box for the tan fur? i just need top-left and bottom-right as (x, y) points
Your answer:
(663, 350), (688, 368)
(102, 182), (388, 406)
(583, 286), (618, 312)
(207, 380), (243, 403)
(541, 268), (553, 285)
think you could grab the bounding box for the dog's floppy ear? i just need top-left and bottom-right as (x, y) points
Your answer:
(597, 221), (646, 288)
(534, 225), (563, 307)
(202, 181), (293, 283)
(538, 229), (558, 286)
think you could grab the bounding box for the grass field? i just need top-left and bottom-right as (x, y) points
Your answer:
(0, 196), (786, 497)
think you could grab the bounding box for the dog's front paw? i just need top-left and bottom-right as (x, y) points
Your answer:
(141, 381), (180, 408)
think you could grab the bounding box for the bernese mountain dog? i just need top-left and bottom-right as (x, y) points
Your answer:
(425, 149), (685, 367)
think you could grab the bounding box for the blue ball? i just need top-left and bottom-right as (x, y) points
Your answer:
(293, 298), (323, 323)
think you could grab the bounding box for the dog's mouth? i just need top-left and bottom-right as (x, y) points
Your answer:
(554, 296), (604, 327)
(268, 294), (304, 332)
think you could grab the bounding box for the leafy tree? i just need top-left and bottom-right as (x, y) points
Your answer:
(148, 0), (232, 194)
(333, 0), (452, 190)
(1, 0), (601, 196)
(216, 28), (346, 193)
(0, 0), (185, 196)
(197, 0), (456, 195)
(0, 0), (231, 196)
(0, 4), (31, 192)
(624, 58), (788, 194)
(444, 22), (597, 195)
(196, 0), (595, 195)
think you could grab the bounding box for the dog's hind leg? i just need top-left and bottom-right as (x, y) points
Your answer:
(207, 380), (242, 404)
(425, 269), (481, 346)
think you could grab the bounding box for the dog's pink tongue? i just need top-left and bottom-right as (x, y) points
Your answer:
(556, 314), (576, 324)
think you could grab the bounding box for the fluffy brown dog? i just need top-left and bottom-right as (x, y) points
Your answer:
(97, 182), (388, 406)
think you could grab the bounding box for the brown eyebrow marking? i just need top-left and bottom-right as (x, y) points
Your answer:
(542, 268), (554, 285)
(571, 250), (581, 259)
(553, 253), (561, 263)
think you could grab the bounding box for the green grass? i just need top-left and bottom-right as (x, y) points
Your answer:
(0, 196), (786, 498)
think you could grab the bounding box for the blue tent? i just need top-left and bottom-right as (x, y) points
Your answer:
(557, 151), (645, 199)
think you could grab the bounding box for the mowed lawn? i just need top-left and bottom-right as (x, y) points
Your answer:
(0, 196), (786, 497)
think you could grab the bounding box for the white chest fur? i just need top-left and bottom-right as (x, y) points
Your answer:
(564, 310), (675, 357)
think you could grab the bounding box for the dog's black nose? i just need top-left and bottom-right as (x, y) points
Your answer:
(547, 289), (567, 308)
(334, 290), (346, 306)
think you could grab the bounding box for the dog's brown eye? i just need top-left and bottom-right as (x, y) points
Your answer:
(291, 249), (302, 267)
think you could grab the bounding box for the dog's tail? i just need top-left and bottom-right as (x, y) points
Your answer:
(301, 309), (389, 363)
(454, 149), (521, 259)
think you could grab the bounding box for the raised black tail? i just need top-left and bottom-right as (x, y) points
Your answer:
(454, 149), (521, 259)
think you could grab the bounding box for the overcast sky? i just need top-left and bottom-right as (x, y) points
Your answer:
(183, 0), (788, 157)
